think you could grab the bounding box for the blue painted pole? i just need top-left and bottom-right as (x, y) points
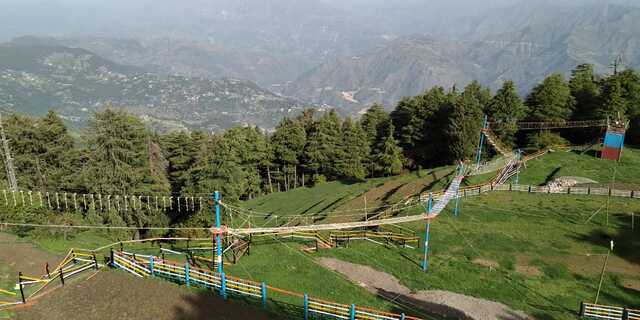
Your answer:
(400, 313), (405, 320)
(149, 256), (154, 276)
(350, 304), (356, 320)
(303, 293), (309, 320)
(422, 222), (431, 272)
(185, 262), (190, 287)
(475, 114), (488, 167)
(261, 282), (267, 310)
(221, 272), (227, 300)
(422, 193), (433, 272)
(214, 191), (223, 274)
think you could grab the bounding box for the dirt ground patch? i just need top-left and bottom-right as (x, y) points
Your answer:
(472, 258), (499, 270)
(318, 257), (529, 320)
(621, 278), (640, 292)
(0, 233), (59, 276)
(548, 255), (640, 276)
(14, 270), (270, 320)
(514, 265), (542, 277)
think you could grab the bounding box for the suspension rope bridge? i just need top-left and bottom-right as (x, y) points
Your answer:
(488, 119), (607, 131)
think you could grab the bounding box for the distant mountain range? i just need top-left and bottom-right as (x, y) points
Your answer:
(0, 43), (305, 132)
(285, 2), (640, 111)
(1, 0), (639, 127)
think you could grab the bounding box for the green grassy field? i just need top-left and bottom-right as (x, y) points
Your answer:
(465, 147), (640, 189)
(2, 148), (639, 319)
(228, 148), (640, 319)
(517, 148), (640, 188)
(314, 192), (640, 319)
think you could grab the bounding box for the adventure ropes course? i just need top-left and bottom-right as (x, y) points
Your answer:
(1, 115), (636, 319)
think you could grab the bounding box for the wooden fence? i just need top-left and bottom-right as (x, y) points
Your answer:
(580, 302), (640, 320)
(111, 250), (421, 320)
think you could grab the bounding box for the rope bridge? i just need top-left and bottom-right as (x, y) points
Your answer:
(220, 174), (465, 235)
(489, 119), (607, 130)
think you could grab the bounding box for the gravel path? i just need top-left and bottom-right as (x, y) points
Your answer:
(318, 258), (530, 320)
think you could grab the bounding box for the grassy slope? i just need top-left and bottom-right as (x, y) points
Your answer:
(517, 148), (640, 188)
(3, 148), (639, 319)
(232, 147), (640, 319)
(465, 147), (640, 188)
(316, 193), (640, 319)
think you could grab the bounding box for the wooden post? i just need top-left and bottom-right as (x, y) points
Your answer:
(45, 263), (50, 278)
(18, 272), (25, 303)
(59, 267), (65, 286)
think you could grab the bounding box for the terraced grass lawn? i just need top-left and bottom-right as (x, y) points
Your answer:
(240, 166), (455, 226)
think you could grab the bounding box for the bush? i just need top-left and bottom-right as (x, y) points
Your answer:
(527, 131), (569, 149)
(312, 174), (327, 185)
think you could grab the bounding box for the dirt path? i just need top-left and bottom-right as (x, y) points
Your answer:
(318, 258), (530, 320)
(0, 233), (59, 277)
(15, 271), (270, 320)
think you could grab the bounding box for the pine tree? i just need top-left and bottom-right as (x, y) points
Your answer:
(526, 74), (575, 122)
(361, 104), (390, 146)
(486, 81), (527, 146)
(160, 131), (200, 195)
(83, 109), (168, 195)
(569, 64), (600, 121)
(598, 78), (627, 119)
(446, 88), (483, 162)
(463, 80), (492, 112)
(271, 118), (306, 190)
(375, 127), (404, 176)
(82, 109), (170, 236)
(303, 110), (341, 177)
(335, 118), (369, 180)
(391, 87), (449, 167)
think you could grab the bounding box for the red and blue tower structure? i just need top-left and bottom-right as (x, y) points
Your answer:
(601, 119), (628, 161)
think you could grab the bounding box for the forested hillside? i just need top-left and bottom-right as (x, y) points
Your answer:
(1, 64), (638, 206)
(0, 43), (306, 132)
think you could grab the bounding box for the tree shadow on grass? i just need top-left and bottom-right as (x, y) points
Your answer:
(571, 216), (640, 267)
(173, 290), (305, 320)
(542, 167), (562, 186)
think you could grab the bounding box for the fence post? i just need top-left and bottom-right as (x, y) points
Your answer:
(110, 248), (114, 266)
(400, 313), (405, 320)
(185, 262), (190, 287)
(220, 272), (227, 300)
(623, 308), (629, 320)
(261, 282), (267, 310)
(528, 185), (532, 193)
(350, 304), (356, 320)
(579, 302), (586, 317)
(18, 272), (25, 303)
(149, 256), (154, 276)
(59, 267), (65, 286)
(303, 293), (309, 320)
(93, 253), (99, 270)
(45, 263), (50, 278)
(588, 187), (591, 195)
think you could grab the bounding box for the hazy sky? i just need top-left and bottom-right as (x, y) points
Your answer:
(1, 0), (638, 42)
